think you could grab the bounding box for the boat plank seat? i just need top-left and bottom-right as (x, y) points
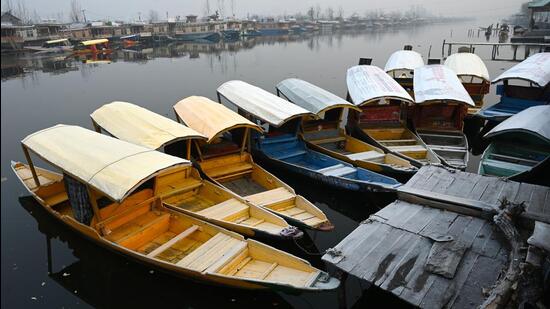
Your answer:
(387, 145), (427, 153)
(44, 191), (69, 206)
(310, 136), (346, 144)
(379, 139), (418, 145)
(109, 212), (171, 250)
(245, 187), (295, 206)
(160, 177), (203, 197)
(205, 162), (253, 180)
(196, 198), (248, 220)
(316, 164), (356, 177)
(419, 133), (464, 139)
(280, 207), (306, 216)
(176, 233), (247, 272)
(346, 150), (385, 161)
(147, 225), (199, 258)
(488, 153), (540, 165)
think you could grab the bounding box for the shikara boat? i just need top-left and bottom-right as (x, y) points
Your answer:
(91, 102), (302, 240)
(479, 105), (550, 178)
(444, 52), (490, 115)
(276, 78), (417, 182)
(384, 49), (425, 94)
(25, 38), (73, 54)
(476, 52), (550, 122)
(173, 96), (333, 231)
(412, 65), (475, 170)
(346, 65), (441, 166)
(217, 80), (401, 193)
(73, 39), (111, 54)
(12, 125), (339, 291)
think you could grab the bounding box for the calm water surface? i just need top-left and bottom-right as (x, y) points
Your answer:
(2, 20), (521, 308)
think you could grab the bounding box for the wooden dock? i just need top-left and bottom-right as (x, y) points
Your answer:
(441, 40), (550, 61)
(322, 166), (549, 308)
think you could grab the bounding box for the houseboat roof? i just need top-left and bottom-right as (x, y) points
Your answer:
(217, 80), (313, 127)
(79, 38), (109, 46)
(346, 65), (414, 106)
(444, 53), (490, 81)
(90, 101), (206, 150)
(485, 105), (550, 143)
(384, 50), (425, 73)
(173, 96), (263, 142)
(492, 52), (550, 87)
(45, 38), (70, 44)
(21, 124), (188, 202)
(276, 78), (360, 115)
(413, 65), (475, 106)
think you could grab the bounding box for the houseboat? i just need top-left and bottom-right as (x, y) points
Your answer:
(73, 38), (111, 54)
(444, 52), (490, 114)
(255, 21), (290, 36)
(12, 124), (338, 291)
(90, 102), (303, 240)
(172, 96), (333, 231)
(346, 65), (441, 166)
(276, 78), (417, 182)
(412, 65), (475, 170)
(217, 80), (401, 193)
(476, 52), (550, 122)
(384, 49), (425, 93)
(25, 38), (73, 54)
(479, 105), (550, 179)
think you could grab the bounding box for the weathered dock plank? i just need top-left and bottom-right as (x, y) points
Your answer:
(398, 166), (550, 224)
(322, 201), (508, 308)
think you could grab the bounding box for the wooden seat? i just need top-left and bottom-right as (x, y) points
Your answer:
(346, 150), (385, 162)
(196, 198), (248, 220)
(245, 187), (295, 206)
(205, 162), (253, 180)
(379, 139), (417, 145)
(147, 225), (199, 258)
(176, 233), (247, 272)
(310, 136), (346, 144)
(388, 145), (427, 153)
(107, 212), (170, 250)
(316, 164), (356, 177)
(44, 191), (69, 206)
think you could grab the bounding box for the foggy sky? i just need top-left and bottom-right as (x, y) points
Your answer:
(2, 0), (525, 22)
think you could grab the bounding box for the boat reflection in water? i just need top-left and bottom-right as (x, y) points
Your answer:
(18, 196), (295, 308)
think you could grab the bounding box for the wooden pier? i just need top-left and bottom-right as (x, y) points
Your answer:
(441, 40), (550, 61)
(323, 166), (549, 308)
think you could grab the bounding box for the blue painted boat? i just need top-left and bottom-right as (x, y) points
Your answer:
(216, 80), (402, 193)
(175, 31), (221, 42)
(221, 29), (240, 40)
(479, 105), (550, 180)
(476, 52), (550, 122)
(258, 28), (289, 36)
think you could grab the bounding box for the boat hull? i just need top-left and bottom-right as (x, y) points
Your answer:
(478, 142), (550, 177)
(417, 129), (469, 170)
(175, 32), (221, 42)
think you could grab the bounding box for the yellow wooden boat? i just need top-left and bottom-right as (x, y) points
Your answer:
(90, 102), (302, 239)
(172, 96), (333, 231)
(276, 78), (417, 181)
(12, 124), (338, 291)
(346, 65), (441, 165)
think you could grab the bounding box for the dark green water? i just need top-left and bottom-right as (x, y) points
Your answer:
(2, 20), (519, 308)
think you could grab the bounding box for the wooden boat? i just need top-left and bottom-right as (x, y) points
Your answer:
(217, 80), (402, 192)
(73, 38), (111, 54)
(276, 78), (417, 182)
(444, 52), (490, 115)
(12, 124), (338, 291)
(173, 96), (333, 231)
(411, 65), (474, 170)
(25, 38), (73, 54)
(479, 105), (550, 178)
(346, 65), (441, 166)
(476, 52), (550, 122)
(90, 102), (302, 239)
(384, 48), (424, 94)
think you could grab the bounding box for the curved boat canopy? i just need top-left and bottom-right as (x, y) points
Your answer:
(492, 52), (550, 87)
(413, 65), (475, 106)
(384, 50), (424, 73)
(485, 105), (550, 143)
(346, 65), (414, 106)
(444, 53), (490, 81)
(45, 38), (70, 44)
(79, 38), (109, 46)
(91, 101), (206, 150)
(174, 96), (263, 142)
(217, 80), (313, 127)
(276, 78), (360, 115)
(22, 124), (188, 202)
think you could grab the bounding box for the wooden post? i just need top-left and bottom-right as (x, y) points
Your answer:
(22, 145), (40, 187)
(216, 92), (222, 103)
(86, 186), (102, 223)
(174, 111), (182, 123)
(441, 39), (445, 58)
(193, 140), (203, 161)
(186, 139), (192, 160)
(92, 119), (101, 133)
(240, 128), (249, 155)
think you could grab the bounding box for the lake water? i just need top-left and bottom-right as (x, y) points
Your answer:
(1, 20), (523, 308)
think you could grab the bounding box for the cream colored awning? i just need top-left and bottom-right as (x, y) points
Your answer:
(444, 53), (490, 81)
(173, 96), (263, 143)
(91, 101), (206, 150)
(22, 124), (188, 202)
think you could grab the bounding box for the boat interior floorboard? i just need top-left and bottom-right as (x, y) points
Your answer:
(221, 177), (268, 196)
(168, 195), (217, 213)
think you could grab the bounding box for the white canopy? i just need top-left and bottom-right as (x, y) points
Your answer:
(492, 52), (550, 87)
(444, 53), (490, 81)
(346, 65), (414, 106)
(276, 78), (360, 115)
(413, 65), (475, 106)
(485, 105), (550, 143)
(91, 101), (206, 150)
(217, 80), (313, 127)
(384, 50), (425, 73)
(22, 125), (188, 202)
